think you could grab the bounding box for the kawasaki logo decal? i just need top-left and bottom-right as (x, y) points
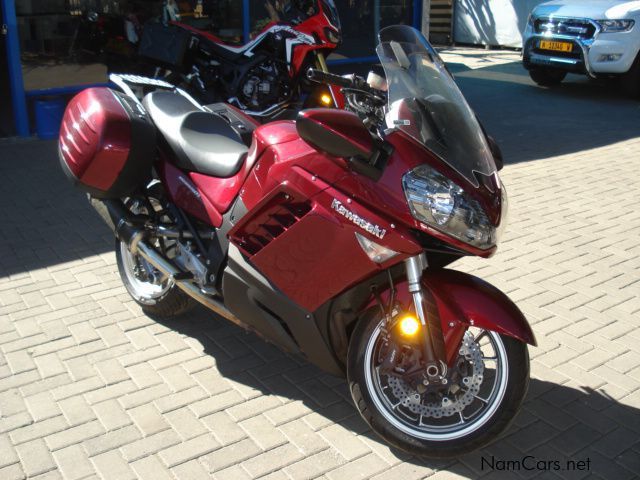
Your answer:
(331, 199), (387, 240)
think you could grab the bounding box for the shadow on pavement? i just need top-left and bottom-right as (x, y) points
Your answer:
(339, 55), (640, 167)
(155, 306), (640, 479)
(0, 139), (114, 278)
(2, 71), (639, 477)
(448, 58), (640, 166)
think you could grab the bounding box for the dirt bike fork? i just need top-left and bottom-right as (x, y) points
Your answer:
(315, 51), (330, 73)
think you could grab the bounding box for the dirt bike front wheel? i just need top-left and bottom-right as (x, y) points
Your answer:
(347, 312), (530, 458)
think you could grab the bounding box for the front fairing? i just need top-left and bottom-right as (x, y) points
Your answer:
(332, 130), (500, 258)
(372, 26), (505, 253)
(296, 0), (341, 49)
(318, 0), (341, 30)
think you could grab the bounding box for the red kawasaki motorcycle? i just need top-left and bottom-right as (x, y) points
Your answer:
(138, 0), (343, 119)
(59, 26), (535, 457)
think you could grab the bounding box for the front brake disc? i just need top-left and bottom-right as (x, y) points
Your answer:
(387, 331), (485, 418)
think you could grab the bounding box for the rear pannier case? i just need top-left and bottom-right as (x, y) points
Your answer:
(59, 88), (156, 199)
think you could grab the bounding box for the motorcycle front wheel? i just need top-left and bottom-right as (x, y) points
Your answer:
(347, 312), (529, 458)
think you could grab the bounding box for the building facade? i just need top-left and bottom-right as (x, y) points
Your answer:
(453, 0), (546, 48)
(1, 0), (423, 137)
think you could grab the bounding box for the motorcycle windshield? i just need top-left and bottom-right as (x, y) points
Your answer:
(377, 26), (496, 188)
(319, 0), (341, 29)
(276, 1), (337, 25)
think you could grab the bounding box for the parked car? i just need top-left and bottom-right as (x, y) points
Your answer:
(522, 0), (640, 96)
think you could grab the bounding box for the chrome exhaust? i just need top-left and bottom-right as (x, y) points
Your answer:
(134, 242), (243, 326)
(89, 197), (243, 327)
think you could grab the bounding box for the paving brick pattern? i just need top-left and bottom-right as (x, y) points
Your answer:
(1, 51), (639, 479)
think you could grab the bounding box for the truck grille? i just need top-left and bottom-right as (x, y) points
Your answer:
(534, 17), (597, 39)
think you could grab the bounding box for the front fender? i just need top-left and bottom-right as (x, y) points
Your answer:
(422, 269), (537, 347)
(365, 269), (536, 365)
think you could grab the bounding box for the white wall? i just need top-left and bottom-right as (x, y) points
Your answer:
(453, 0), (547, 47)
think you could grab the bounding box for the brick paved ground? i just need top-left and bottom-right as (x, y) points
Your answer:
(1, 50), (639, 479)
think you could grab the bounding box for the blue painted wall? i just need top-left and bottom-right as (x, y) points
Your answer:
(2, 0), (29, 136)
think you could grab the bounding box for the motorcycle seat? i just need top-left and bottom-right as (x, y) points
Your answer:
(143, 91), (248, 178)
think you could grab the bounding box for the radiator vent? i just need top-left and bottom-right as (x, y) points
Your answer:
(233, 194), (312, 255)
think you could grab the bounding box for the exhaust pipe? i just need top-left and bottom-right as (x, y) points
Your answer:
(89, 197), (243, 327)
(134, 242), (244, 325)
(89, 197), (146, 252)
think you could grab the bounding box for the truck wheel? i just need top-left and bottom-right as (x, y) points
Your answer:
(621, 53), (640, 98)
(529, 68), (567, 87)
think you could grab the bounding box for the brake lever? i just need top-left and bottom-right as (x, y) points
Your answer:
(307, 68), (386, 100)
(306, 68), (355, 89)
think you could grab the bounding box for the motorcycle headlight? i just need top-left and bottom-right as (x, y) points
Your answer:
(403, 165), (497, 250)
(597, 19), (635, 32)
(324, 27), (341, 45)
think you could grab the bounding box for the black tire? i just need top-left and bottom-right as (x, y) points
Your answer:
(347, 312), (530, 458)
(621, 53), (640, 98)
(115, 239), (196, 318)
(529, 67), (567, 87)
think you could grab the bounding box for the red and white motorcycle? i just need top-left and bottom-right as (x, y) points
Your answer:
(138, 0), (343, 119)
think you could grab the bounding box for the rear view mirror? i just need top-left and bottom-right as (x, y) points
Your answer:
(487, 135), (504, 171)
(475, 114), (504, 172)
(297, 109), (374, 161)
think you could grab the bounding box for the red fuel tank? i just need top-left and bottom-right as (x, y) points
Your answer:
(59, 87), (156, 199)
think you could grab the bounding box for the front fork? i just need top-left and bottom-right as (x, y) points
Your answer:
(315, 51), (330, 73)
(314, 51), (343, 109)
(405, 254), (449, 382)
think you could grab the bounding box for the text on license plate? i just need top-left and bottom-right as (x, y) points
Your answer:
(539, 40), (573, 53)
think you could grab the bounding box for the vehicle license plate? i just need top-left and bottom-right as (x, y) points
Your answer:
(539, 40), (573, 53)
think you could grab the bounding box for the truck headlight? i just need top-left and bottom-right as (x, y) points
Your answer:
(527, 14), (535, 28)
(403, 165), (497, 250)
(597, 19), (635, 32)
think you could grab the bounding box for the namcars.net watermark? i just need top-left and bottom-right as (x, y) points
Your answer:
(481, 455), (591, 473)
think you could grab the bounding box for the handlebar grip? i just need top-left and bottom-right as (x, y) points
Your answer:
(307, 68), (354, 89)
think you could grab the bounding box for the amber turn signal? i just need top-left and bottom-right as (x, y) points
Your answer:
(399, 315), (420, 336)
(320, 94), (333, 106)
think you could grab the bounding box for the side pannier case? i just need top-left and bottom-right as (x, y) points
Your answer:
(59, 87), (156, 199)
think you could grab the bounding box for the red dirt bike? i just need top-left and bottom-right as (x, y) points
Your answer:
(137, 0), (343, 119)
(58, 25), (535, 457)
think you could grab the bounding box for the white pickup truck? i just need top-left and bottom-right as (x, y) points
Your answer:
(522, 0), (640, 96)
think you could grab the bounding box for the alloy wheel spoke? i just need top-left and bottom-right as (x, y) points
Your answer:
(474, 329), (489, 344)
(419, 415), (426, 427)
(473, 393), (489, 404)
